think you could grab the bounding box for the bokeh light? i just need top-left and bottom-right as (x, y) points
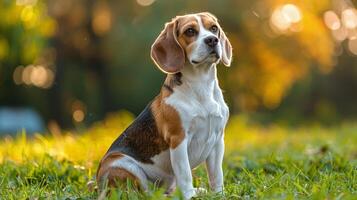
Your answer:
(323, 3), (357, 57)
(136, 0), (155, 7)
(348, 38), (357, 55)
(270, 4), (302, 33)
(13, 66), (24, 85)
(332, 27), (348, 41)
(17, 65), (54, 88)
(92, 2), (112, 36)
(22, 65), (34, 85)
(281, 4), (301, 23)
(324, 11), (341, 31)
(341, 8), (357, 29)
(72, 100), (86, 123)
(30, 66), (47, 87)
(271, 7), (291, 31)
(21, 6), (33, 22)
(73, 110), (85, 122)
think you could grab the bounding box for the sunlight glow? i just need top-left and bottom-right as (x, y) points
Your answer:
(332, 27), (348, 41)
(271, 7), (291, 31)
(136, 0), (155, 7)
(72, 100), (86, 123)
(73, 110), (85, 123)
(325, 5), (357, 56)
(30, 66), (47, 87)
(281, 4), (301, 23)
(92, 2), (112, 36)
(20, 6), (34, 22)
(342, 8), (357, 29)
(13, 66), (24, 85)
(18, 65), (54, 88)
(22, 65), (34, 85)
(270, 4), (302, 33)
(324, 11), (341, 30)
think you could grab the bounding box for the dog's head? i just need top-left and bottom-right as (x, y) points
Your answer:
(151, 12), (232, 74)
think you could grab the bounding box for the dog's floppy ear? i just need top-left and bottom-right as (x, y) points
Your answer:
(151, 19), (185, 74)
(219, 25), (232, 67)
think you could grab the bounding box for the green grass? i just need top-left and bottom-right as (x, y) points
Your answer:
(0, 114), (356, 199)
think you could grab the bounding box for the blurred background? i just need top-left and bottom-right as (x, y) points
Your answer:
(0, 0), (357, 135)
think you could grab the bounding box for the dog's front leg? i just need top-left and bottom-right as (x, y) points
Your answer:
(206, 136), (224, 193)
(170, 139), (195, 199)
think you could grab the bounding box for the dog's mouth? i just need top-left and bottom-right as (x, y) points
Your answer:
(191, 51), (220, 65)
(209, 50), (219, 58)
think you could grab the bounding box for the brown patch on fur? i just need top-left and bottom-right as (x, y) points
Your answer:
(106, 167), (139, 188)
(199, 13), (218, 32)
(96, 152), (139, 188)
(176, 15), (199, 58)
(152, 76), (185, 149)
(151, 19), (185, 74)
(199, 12), (218, 22)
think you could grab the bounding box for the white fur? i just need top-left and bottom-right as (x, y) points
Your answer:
(108, 15), (229, 199)
(163, 16), (229, 199)
(109, 155), (149, 190)
(164, 63), (228, 199)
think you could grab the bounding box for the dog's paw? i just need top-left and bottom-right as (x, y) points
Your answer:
(182, 188), (196, 200)
(194, 187), (207, 195)
(182, 187), (207, 199)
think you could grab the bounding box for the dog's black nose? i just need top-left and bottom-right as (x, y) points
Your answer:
(204, 36), (219, 48)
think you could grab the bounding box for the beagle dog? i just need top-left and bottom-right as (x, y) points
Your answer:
(96, 12), (232, 199)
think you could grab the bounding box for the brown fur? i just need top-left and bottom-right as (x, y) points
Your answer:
(106, 168), (139, 188)
(175, 15), (199, 57)
(199, 13), (218, 30)
(151, 74), (185, 149)
(151, 19), (185, 74)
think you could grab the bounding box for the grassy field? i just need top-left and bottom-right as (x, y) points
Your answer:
(0, 112), (356, 199)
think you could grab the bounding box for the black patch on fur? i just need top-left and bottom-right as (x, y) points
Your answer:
(106, 103), (169, 164)
(173, 72), (182, 85)
(163, 84), (174, 92)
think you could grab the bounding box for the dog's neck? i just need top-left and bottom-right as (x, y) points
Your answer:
(162, 63), (217, 99)
(180, 63), (217, 85)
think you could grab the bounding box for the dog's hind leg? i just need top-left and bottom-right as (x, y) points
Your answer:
(96, 152), (148, 191)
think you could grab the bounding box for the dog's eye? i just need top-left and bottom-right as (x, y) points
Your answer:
(210, 25), (218, 33)
(184, 28), (197, 37)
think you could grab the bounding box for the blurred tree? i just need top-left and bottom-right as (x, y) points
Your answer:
(1, 0), (357, 128)
(47, 0), (114, 126)
(0, 0), (56, 120)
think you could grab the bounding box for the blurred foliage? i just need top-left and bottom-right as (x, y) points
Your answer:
(0, 0), (56, 121)
(0, 0), (357, 128)
(225, 0), (334, 111)
(0, 0), (55, 65)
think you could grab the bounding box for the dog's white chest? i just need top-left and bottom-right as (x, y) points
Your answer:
(165, 80), (228, 168)
(186, 107), (225, 167)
